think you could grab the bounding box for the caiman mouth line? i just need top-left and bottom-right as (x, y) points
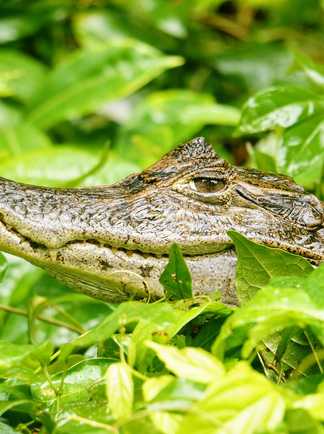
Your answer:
(0, 216), (235, 260)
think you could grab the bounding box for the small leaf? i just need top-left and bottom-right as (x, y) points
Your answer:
(228, 230), (312, 303)
(147, 341), (224, 384)
(106, 362), (134, 422)
(159, 244), (192, 300)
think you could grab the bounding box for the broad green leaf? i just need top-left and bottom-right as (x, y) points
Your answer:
(26, 41), (183, 129)
(0, 123), (51, 161)
(0, 102), (22, 128)
(32, 358), (109, 405)
(293, 393), (324, 421)
(238, 85), (324, 134)
(60, 301), (213, 361)
(81, 152), (140, 186)
(144, 377), (205, 412)
(295, 51), (324, 88)
(147, 341), (224, 384)
(106, 362), (133, 422)
(177, 363), (285, 434)
(214, 43), (293, 92)
(160, 244), (192, 300)
(143, 376), (186, 434)
(0, 340), (52, 376)
(212, 266), (324, 359)
(0, 254), (7, 283)
(0, 50), (46, 102)
(0, 144), (101, 186)
(0, 422), (20, 434)
(117, 89), (240, 166)
(280, 113), (324, 188)
(228, 230), (312, 303)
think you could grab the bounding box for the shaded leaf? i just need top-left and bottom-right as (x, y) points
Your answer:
(228, 230), (312, 303)
(117, 89), (240, 166)
(160, 244), (192, 300)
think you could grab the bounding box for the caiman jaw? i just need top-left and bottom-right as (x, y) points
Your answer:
(0, 136), (322, 305)
(0, 215), (238, 304)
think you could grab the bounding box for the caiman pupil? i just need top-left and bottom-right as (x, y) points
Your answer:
(192, 177), (226, 193)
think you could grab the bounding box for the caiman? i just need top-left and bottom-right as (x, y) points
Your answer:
(0, 137), (322, 305)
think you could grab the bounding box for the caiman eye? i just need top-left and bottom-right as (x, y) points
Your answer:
(191, 177), (226, 194)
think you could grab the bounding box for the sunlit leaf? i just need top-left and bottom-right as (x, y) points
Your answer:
(106, 362), (134, 422)
(147, 341), (224, 384)
(238, 85), (324, 134)
(0, 50), (46, 102)
(177, 363), (285, 434)
(0, 144), (102, 186)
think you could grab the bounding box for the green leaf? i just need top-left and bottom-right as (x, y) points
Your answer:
(0, 340), (52, 376)
(0, 49), (46, 102)
(0, 122), (51, 161)
(160, 244), (193, 300)
(0, 422), (20, 434)
(59, 301), (212, 361)
(0, 144), (102, 186)
(176, 362), (285, 434)
(106, 362), (134, 422)
(228, 230), (313, 303)
(214, 43), (293, 92)
(117, 89), (240, 167)
(0, 253), (7, 283)
(295, 51), (324, 88)
(147, 341), (224, 384)
(280, 113), (324, 188)
(0, 102), (22, 128)
(238, 85), (324, 134)
(32, 358), (110, 405)
(26, 41), (183, 129)
(212, 266), (324, 359)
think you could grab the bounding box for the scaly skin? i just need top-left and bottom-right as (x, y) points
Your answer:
(0, 137), (322, 304)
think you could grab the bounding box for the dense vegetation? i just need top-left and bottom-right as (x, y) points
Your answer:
(0, 1), (324, 433)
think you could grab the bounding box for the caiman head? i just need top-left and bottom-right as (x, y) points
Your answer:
(0, 137), (322, 304)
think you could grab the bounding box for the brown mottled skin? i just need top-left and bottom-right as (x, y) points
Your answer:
(0, 137), (322, 304)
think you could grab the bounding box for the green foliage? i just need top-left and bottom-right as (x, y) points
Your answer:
(0, 1), (323, 433)
(159, 244), (193, 300)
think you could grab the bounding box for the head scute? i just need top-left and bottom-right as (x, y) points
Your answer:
(173, 137), (218, 162)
